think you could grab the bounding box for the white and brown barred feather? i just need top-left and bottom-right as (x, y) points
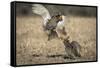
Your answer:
(32, 4), (51, 26)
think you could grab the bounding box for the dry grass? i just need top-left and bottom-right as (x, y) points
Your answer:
(16, 15), (97, 65)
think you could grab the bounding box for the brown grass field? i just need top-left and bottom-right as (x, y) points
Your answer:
(16, 15), (97, 65)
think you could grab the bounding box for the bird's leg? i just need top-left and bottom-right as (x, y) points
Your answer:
(47, 30), (51, 41)
(62, 27), (67, 35)
(55, 30), (60, 39)
(52, 29), (58, 38)
(48, 35), (50, 41)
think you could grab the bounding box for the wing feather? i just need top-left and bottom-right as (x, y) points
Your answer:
(32, 4), (51, 26)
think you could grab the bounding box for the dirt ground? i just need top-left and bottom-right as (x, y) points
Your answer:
(16, 15), (97, 65)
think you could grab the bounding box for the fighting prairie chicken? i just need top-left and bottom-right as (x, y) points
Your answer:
(32, 4), (67, 40)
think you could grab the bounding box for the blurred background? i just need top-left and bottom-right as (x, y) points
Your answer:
(16, 3), (97, 17)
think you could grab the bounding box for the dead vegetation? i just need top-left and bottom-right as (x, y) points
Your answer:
(16, 15), (97, 65)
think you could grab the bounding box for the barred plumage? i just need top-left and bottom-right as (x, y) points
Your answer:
(32, 4), (66, 40)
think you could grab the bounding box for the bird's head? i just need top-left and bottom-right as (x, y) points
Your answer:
(55, 13), (64, 22)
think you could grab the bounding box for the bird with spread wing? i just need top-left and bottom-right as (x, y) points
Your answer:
(32, 4), (67, 40)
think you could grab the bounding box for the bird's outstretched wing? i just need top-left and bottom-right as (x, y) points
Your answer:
(32, 4), (51, 26)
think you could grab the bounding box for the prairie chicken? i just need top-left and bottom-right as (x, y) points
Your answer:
(63, 37), (81, 59)
(32, 4), (66, 40)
